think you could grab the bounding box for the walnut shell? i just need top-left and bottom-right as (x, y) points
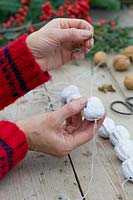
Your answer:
(124, 73), (133, 90)
(113, 54), (131, 71)
(93, 51), (108, 67)
(122, 46), (133, 62)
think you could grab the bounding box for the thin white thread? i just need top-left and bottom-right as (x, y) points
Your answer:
(75, 120), (97, 200)
(122, 178), (130, 191)
(74, 63), (98, 200)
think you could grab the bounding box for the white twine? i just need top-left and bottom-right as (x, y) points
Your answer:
(122, 178), (130, 192)
(75, 120), (97, 200)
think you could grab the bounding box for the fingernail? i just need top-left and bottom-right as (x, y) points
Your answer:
(81, 30), (92, 38)
(79, 97), (87, 106)
(90, 38), (94, 47)
(85, 48), (90, 53)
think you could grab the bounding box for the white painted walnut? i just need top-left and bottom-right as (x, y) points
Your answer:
(61, 86), (105, 121)
(122, 157), (133, 182)
(113, 55), (131, 71)
(83, 96), (105, 121)
(98, 117), (115, 138)
(109, 125), (130, 146)
(93, 51), (108, 67)
(124, 73), (133, 90)
(61, 85), (81, 103)
(115, 140), (133, 162)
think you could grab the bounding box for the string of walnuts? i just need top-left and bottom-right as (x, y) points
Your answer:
(93, 46), (133, 90)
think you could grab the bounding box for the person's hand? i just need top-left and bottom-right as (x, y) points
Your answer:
(16, 98), (105, 157)
(26, 18), (94, 72)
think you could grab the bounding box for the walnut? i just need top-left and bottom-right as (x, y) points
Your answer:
(122, 46), (133, 62)
(115, 140), (133, 162)
(93, 51), (108, 67)
(61, 85), (81, 103)
(83, 96), (105, 121)
(109, 125), (130, 146)
(98, 117), (115, 138)
(122, 158), (133, 182)
(124, 73), (133, 90)
(113, 55), (131, 71)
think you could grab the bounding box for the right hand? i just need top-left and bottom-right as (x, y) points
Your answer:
(16, 98), (105, 157)
(26, 18), (94, 72)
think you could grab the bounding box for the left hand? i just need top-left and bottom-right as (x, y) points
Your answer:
(26, 18), (94, 72)
(16, 98), (105, 157)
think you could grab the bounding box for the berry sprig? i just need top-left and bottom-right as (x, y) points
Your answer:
(98, 20), (117, 28)
(40, 0), (91, 23)
(1, 1), (30, 28)
(1, 0), (92, 32)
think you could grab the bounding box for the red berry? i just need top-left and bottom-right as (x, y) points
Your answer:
(9, 16), (15, 23)
(19, 8), (24, 14)
(21, 0), (27, 5)
(110, 21), (116, 28)
(24, 5), (29, 11)
(15, 14), (21, 19)
(27, 25), (35, 33)
(16, 20), (23, 26)
(99, 20), (106, 26)
(7, 21), (12, 27)
(2, 23), (7, 28)
(22, 11), (27, 16)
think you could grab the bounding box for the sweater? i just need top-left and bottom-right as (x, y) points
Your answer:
(0, 34), (51, 180)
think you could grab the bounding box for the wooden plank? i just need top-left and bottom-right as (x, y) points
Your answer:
(45, 61), (133, 200)
(0, 88), (81, 200)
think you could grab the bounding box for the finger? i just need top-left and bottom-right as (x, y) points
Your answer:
(72, 115), (106, 148)
(66, 112), (82, 133)
(81, 47), (90, 53)
(53, 97), (87, 125)
(58, 18), (94, 35)
(72, 51), (85, 61)
(58, 28), (92, 43)
(85, 38), (94, 49)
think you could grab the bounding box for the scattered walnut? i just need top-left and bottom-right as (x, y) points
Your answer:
(121, 46), (133, 62)
(124, 73), (133, 90)
(98, 84), (116, 93)
(113, 54), (131, 71)
(93, 51), (108, 67)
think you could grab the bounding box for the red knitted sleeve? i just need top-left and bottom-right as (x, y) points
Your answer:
(0, 34), (51, 110)
(0, 121), (28, 180)
(0, 34), (51, 180)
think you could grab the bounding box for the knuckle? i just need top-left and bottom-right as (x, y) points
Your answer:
(66, 103), (77, 115)
(46, 112), (58, 126)
(70, 28), (76, 37)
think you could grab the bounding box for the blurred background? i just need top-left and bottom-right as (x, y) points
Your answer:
(0, 0), (133, 57)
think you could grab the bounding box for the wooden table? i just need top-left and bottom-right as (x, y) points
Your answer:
(0, 60), (133, 200)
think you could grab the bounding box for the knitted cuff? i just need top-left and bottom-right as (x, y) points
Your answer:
(0, 121), (28, 179)
(0, 34), (51, 110)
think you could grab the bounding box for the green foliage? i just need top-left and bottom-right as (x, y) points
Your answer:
(88, 24), (133, 59)
(0, 0), (65, 23)
(90, 0), (120, 10)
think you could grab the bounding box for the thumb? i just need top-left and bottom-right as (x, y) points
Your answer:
(54, 97), (87, 124)
(58, 28), (92, 42)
